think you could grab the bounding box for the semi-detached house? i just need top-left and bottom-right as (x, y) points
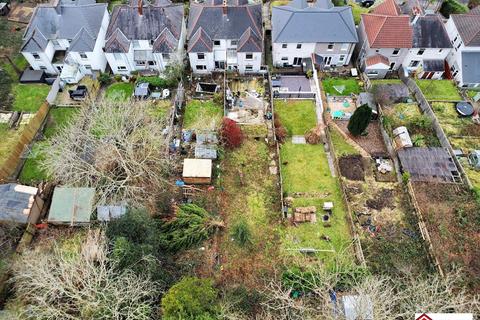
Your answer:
(21, 0), (109, 84)
(445, 7), (480, 88)
(104, 0), (185, 75)
(272, 0), (358, 69)
(187, 0), (264, 74)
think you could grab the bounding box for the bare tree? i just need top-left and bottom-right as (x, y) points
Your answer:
(10, 230), (159, 320)
(260, 260), (480, 320)
(41, 99), (171, 207)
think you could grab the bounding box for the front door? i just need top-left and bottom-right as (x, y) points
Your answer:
(293, 57), (302, 66)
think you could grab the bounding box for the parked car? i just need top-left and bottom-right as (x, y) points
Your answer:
(69, 85), (88, 101)
(357, 0), (374, 7)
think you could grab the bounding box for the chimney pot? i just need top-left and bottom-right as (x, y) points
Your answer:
(138, 0), (143, 15)
(222, 0), (227, 15)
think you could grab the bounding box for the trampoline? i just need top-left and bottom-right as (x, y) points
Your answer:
(456, 101), (474, 117)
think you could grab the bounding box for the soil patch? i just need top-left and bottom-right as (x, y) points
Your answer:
(366, 188), (395, 210)
(413, 181), (480, 291)
(336, 120), (388, 156)
(339, 155), (365, 181)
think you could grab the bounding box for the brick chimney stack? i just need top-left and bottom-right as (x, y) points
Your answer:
(222, 0), (227, 15)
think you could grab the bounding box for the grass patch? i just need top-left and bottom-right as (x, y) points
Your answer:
(415, 80), (461, 101)
(271, 0), (289, 6)
(12, 84), (50, 112)
(280, 142), (352, 264)
(274, 99), (317, 135)
(370, 79), (402, 86)
(105, 82), (134, 101)
(19, 108), (78, 184)
(322, 77), (361, 96)
(348, 1), (369, 25)
(330, 126), (359, 157)
(183, 100), (223, 130)
(0, 123), (26, 166)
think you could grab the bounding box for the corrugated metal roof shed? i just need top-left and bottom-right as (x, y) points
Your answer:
(48, 187), (95, 225)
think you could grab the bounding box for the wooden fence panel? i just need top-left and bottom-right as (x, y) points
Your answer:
(0, 102), (50, 182)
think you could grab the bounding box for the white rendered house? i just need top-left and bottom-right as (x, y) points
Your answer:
(21, 0), (109, 84)
(187, 0), (263, 74)
(271, 0), (358, 69)
(104, 0), (185, 75)
(445, 8), (480, 88)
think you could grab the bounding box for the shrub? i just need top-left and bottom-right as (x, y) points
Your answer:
(230, 219), (253, 247)
(220, 117), (244, 149)
(161, 277), (219, 319)
(402, 171), (411, 184)
(213, 92), (224, 105)
(411, 134), (426, 147)
(137, 76), (177, 88)
(159, 204), (223, 252)
(440, 0), (468, 17)
(410, 114), (432, 130)
(98, 72), (112, 85)
(347, 104), (372, 136)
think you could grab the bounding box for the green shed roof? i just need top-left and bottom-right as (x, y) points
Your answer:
(48, 187), (95, 225)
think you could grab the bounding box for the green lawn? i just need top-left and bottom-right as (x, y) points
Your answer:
(330, 126), (359, 157)
(12, 84), (50, 112)
(415, 80), (462, 101)
(349, 1), (369, 25)
(275, 98), (352, 264)
(280, 142), (352, 263)
(274, 99), (317, 135)
(183, 100), (223, 130)
(0, 123), (26, 166)
(322, 77), (362, 96)
(19, 108), (78, 184)
(105, 82), (134, 101)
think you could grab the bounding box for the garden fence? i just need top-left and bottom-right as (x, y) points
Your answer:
(399, 67), (471, 188)
(0, 101), (50, 182)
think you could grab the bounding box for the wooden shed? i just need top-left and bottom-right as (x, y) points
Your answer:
(182, 159), (212, 184)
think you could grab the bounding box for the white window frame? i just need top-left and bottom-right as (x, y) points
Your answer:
(245, 65), (253, 71)
(118, 66), (127, 70)
(213, 40), (221, 46)
(197, 53), (205, 60)
(282, 43), (287, 49)
(392, 48), (400, 56)
(196, 65), (207, 70)
(245, 53), (253, 60)
(32, 53), (41, 60)
(296, 43), (302, 49)
(327, 43), (334, 51)
(80, 52), (88, 59)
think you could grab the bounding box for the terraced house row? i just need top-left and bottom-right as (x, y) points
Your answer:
(20, 0), (480, 87)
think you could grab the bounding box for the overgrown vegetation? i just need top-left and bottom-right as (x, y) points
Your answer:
(183, 100), (223, 130)
(440, 0), (468, 17)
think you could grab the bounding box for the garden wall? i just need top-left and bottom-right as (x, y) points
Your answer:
(0, 101), (50, 182)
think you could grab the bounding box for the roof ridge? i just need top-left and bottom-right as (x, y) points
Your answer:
(336, 7), (357, 40)
(245, 5), (262, 38)
(371, 15), (387, 46)
(273, 10), (294, 42)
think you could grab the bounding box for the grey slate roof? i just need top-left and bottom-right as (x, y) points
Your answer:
(105, 2), (183, 53)
(237, 27), (262, 52)
(187, 1), (263, 53)
(462, 51), (480, 84)
(272, 0), (358, 43)
(412, 15), (452, 48)
(22, 1), (107, 53)
(69, 27), (96, 52)
(189, 27), (213, 52)
(451, 9), (480, 47)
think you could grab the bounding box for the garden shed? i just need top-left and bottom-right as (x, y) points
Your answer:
(182, 159), (212, 184)
(0, 184), (41, 224)
(48, 187), (95, 225)
(342, 295), (373, 320)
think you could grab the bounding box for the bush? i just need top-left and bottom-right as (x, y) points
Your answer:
(137, 76), (177, 88)
(411, 134), (426, 147)
(161, 277), (219, 319)
(98, 72), (112, 85)
(402, 171), (411, 184)
(230, 219), (253, 247)
(159, 204), (223, 252)
(347, 104), (372, 136)
(220, 117), (244, 149)
(440, 0), (468, 17)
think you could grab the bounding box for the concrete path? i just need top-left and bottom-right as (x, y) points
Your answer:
(311, 68), (336, 177)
